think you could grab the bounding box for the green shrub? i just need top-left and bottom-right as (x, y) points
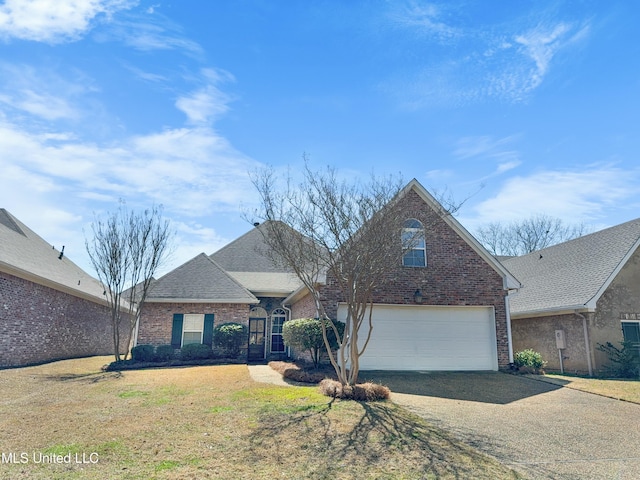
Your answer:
(180, 343), (213, 361)
(283, 318), (345, 367)
(213, 322), (247, 358)
(154, 344), (175, 362)
(596, 341), (640, 378)
(513, 349), (546, 372)
(131, 344), (155, 363)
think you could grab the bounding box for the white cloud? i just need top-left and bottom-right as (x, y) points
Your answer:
(0, 0), (135, 43)
(464, 166), (638, 230)
(387, 2), (459, 40)
(0, 62), (96, 121)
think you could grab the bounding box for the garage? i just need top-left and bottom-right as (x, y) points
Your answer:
(337, 304), (498, 371)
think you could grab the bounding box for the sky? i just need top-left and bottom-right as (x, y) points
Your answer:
(1, 0), (639, 277)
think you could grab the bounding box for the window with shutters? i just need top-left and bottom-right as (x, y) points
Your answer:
(182, 314), (204, 346)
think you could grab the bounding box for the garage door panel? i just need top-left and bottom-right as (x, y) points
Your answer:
(337, 304), (497, 371)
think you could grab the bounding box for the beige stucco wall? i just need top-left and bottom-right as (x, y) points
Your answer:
(512, 245), (640, 375)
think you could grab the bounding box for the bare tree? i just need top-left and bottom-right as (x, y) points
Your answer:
(251, 163), (457, 386)
(477, 214), (589, 256)
(86, 204), (173, 361)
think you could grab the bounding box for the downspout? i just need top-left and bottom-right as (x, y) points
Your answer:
(281, 302), (293, 358)
(575, 311), (593, 377)
(505, 291), (514, 365)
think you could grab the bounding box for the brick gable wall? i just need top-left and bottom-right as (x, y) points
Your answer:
(319, 189), (510, 368)
(0, 271), (118, 367)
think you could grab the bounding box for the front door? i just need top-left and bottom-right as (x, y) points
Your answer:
(248, 317), (266, 361)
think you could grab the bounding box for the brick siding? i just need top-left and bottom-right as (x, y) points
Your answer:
(0, 271), (119, 368)
(319, 189), (511, 368)
(137, 302), (251, 346)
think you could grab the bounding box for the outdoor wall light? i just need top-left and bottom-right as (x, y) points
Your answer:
(413, 288), (423, 304)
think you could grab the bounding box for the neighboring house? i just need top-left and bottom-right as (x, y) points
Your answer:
(503, 218), (640, 375)
(137, 179), (520, 371)
(0, 209), (118, 367)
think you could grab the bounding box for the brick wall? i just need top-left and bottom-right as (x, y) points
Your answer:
(290, 292), (318, 319)
(319, 189), (510, 368)
(0, 271), (118, 368)
(137, 302), (251, 346)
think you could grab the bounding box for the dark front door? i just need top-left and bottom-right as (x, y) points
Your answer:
(248, 317), (266, 361)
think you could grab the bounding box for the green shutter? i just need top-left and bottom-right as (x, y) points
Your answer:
(171, 314), (184, 348)
(203, 314), (215, 346)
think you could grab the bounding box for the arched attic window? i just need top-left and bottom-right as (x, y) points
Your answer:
(402, 218), (426, 267)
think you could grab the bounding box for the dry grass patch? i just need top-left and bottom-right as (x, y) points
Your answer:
(544, 374), (640, 403)
(0, 357), (525, 479)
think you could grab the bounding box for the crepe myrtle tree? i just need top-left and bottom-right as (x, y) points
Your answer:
(251, 161), (460, 386)
(86, 203), (173, 362)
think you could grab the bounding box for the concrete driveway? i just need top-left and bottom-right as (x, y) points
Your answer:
(361, 371), (640, 480)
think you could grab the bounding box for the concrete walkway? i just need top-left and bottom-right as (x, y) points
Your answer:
(249, 365), (640, 480)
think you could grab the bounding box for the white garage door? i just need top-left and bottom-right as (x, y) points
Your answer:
(337, 304), (497, 371)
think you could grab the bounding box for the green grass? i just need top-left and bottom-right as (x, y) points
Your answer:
(0, 357), (525, 479)
(544, 374), (640, 403)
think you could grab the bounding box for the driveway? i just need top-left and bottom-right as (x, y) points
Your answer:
(360, 371), (640, 480)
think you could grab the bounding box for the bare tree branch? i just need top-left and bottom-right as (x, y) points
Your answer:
(85, 204), (173, 362)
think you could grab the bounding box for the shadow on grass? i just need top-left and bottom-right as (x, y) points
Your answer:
(42, 371), (122, 383)
(359, 371), (563, 404)
(250, 398), (522, 479)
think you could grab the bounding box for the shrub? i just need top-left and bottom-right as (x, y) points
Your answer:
(131, 344), (155, 363)
(282, 318), (345, 367)
(269, 361), (330, 383)
(180, 343), (213, 361)
(319, 378), (390, 401)
(154, 344), (175, 362)
(596, 342), (640, 378)
(513, 349), (546, 372)
(213, 322), (247, 358)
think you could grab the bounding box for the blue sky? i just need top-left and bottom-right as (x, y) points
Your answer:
(1, 0), (639, 276)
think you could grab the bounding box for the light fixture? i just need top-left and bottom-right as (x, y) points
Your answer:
(413, 288), (423, 304)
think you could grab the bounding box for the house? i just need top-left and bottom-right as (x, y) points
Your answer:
(0, 209), (118, 367)
(502, 218), (640, 375)
(137, 179), (520, 371)
(136, 225), (303, 362)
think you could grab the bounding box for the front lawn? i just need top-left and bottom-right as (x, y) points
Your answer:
(544, 374), (640, 404)
(0, 357), (524, 479)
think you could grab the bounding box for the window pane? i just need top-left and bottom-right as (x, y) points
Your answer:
(271, 334), (285, 352)
(183, 331), (202, 345)
(403, 250), (426, 267)
(184, 314), (204, 331)
(622, 322), (640, 343)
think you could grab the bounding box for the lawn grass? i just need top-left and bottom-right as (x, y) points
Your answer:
(544, 373), (640, 404)
(0, 357), (524, 479)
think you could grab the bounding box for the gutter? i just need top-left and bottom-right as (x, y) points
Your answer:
(575, 311), (594, 376)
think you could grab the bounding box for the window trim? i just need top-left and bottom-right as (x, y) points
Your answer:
(402, 218), (426, 267)
(270, 308), (287, 353)
(182, 313), (205, 346)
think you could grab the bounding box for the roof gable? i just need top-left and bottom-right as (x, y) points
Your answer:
(401, 180), (521, 290)
(147, 253), (258, 304)
(503, 217), (640, 316)
(0, 208), (107, 304)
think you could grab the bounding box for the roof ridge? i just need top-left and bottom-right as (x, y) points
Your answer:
(0, 208), (26, 236)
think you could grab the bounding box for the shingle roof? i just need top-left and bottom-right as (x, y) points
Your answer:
(211, 221), (293, 273)
(210, 221), (303, 294)
(147, 253), (259, 303)
(502, 218), (640, 317)
(0, 208), (107, 304)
